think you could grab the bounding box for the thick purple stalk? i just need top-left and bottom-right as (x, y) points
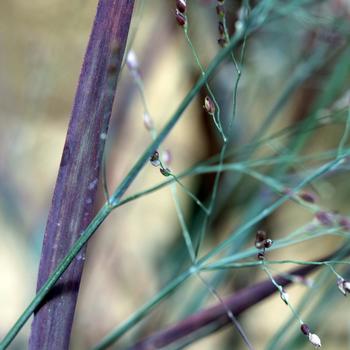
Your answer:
(29, 1), (134, 349)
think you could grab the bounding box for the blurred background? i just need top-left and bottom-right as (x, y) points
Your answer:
(0, 0), (350, 349)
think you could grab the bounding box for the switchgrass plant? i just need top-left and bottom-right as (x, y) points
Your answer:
(1, 0), (350, 349)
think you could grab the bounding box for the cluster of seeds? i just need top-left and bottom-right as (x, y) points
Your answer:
(150, 150), (172, 177)
(175, 0), (187, 27)
(255, 230), (273, 260)
(216, 0), (228, 47)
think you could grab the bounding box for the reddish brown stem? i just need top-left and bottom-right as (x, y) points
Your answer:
(29, 1), (134, 349)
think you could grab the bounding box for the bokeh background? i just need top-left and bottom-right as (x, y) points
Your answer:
(1, 0), (350, 349)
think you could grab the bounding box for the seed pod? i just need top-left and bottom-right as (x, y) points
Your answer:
(150, 150), (160, 167)
(264, 238), (273, 249)
(126, 50), (139, 71)
(300, 323), (310, 335)
(343, 280), (350, 294)
(175, 9), (186, 26)
(299, 191), (316, 203)
(255, 230), (266, 249)
(218, 37), (227, 48)
(308, 333), (321, 348)
(143, 112), (154, 131)
(218, 21), (225, 35)
(160, 167), (171, 177)
(337, 277), (350, 296)
(176, 0), (186, 13)
(203, 96), (215, 114)
(315, 211), (334, 226)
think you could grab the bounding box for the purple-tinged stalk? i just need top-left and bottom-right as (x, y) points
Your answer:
(29, 1), (134, 349)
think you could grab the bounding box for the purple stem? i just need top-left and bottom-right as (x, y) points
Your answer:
(29, 1), (134, 349)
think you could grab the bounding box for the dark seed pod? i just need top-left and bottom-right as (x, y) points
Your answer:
(299, 191), (316, 203)
(176, 0), (186, 13)
(150, 150), (160, 167)
(175, 9), (186, 26)
(218, 21), (225, 35)
(160, 167), (171, 177)
(255, 230), (266, 243)
(218, 37), (227, 47)
(300, 323), (310, 336)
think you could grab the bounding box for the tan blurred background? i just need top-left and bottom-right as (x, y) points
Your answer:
(1, 1), (350, 349)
